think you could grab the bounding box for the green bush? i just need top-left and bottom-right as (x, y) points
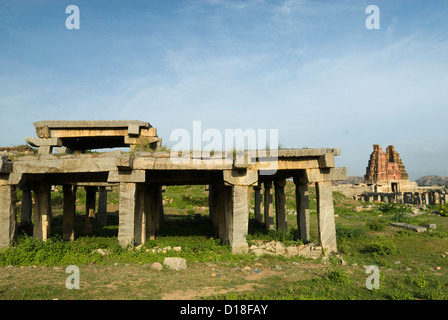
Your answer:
(439, 205), (448, 217)
(406, 269), (428, 288)
(51, 190), (64, 206)
(366, 221), (385, 232)
(336, 225), (366, 241)
(364, 240), (399, 255)
(379, 203), (411, 214)
(326, 268), (350, 284)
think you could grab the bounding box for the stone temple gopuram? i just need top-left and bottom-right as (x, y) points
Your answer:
(0, 120), (348, 254)
(334, 144), (446, 205)
(364, 144), (418, 193)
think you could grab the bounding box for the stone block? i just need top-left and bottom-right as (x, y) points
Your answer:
(391, 222), (427, 233)
(223, 169), (258, 186)
(163, 257), (187, 271)
(141, 127), (157, 137)
(116, 154), (133, 170)
(318, 152), (335, 168)
(25, 137), (62, 147)
(304, 167), (348, 183)
(127, 124), (140, 136)
(0, 155), (12, 173)
(285, 246), (299, 256)
(35, 125), (50, 138)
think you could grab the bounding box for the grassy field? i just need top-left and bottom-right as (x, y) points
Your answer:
(1, 182), (447, 300)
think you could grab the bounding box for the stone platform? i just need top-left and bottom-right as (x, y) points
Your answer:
(1, 122), (347, 255)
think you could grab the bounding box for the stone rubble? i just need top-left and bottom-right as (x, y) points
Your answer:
(248, 240), (323, 259)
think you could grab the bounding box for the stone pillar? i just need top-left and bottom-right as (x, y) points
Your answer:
(315, 181), (337, 253)
(154, 185), (163, 233)
(223, 169), (258, 254)
(209, 185), (218, 233)
(159, 186), (165, 229)
(145, 184), (158, 242)
(118, 182), (137, 247)
(263, 181), (274, 230)
(253, 184), (263, 223)
(398, 192), (403, 204)
(32, 183), (52, 241)
(97, 186), (108, 226)
(0, 184), (17, 248)
(434, 192), (440, 205)
(134, 184), (147, 246)
(424, 192), (430, 205)
(212, 182), (230, 242)
(229, 185), (250, 254)
(84, 186), (97, 234)
(294, 178), (310, 243)
(274, 179), (287, 232)
(223, 185), (233, 244)
(440, 192), (446, 205)
(429, 192), (435, 205)
(62, 185), (77, 241)
(208, 185), (213, 220)
(20, 186), (32, 233)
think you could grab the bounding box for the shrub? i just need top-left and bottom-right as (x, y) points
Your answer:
(366, 221), (385, 232)
(336, 225), (366, 241)
(364, 240), (399, 255)
(406, 269), (428, 288)
(326, 268), (350, 284)
(379, 203), (412, 214)
(439, 205), (448, 217)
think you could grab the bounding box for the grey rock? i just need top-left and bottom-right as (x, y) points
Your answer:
(150, 262), (163, 271)
(163, 257), (187, 271)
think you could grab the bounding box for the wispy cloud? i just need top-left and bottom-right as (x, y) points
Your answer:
(1, 1), (447, 178)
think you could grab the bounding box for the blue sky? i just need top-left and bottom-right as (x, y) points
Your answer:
(0, 0), (447, 180)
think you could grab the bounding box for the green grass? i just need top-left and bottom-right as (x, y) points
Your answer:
(4, 183), (448, 300)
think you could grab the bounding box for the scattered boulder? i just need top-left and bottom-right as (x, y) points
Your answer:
(150, 262), (163, 271)
(163, 257), (187, 271)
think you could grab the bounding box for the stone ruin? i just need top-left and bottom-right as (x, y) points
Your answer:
(0, 120), (348, 255)
(334, 144), (446, 205)
(364, 144), (417, 193)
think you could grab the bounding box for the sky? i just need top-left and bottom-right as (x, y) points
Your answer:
(0, 0), (447, 180)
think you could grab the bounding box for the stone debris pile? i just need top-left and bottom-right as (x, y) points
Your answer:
(248, 240), (322, 259)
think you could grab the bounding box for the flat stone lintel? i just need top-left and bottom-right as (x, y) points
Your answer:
(25, 137), (62, 147)
(299, 167), (348, 183)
